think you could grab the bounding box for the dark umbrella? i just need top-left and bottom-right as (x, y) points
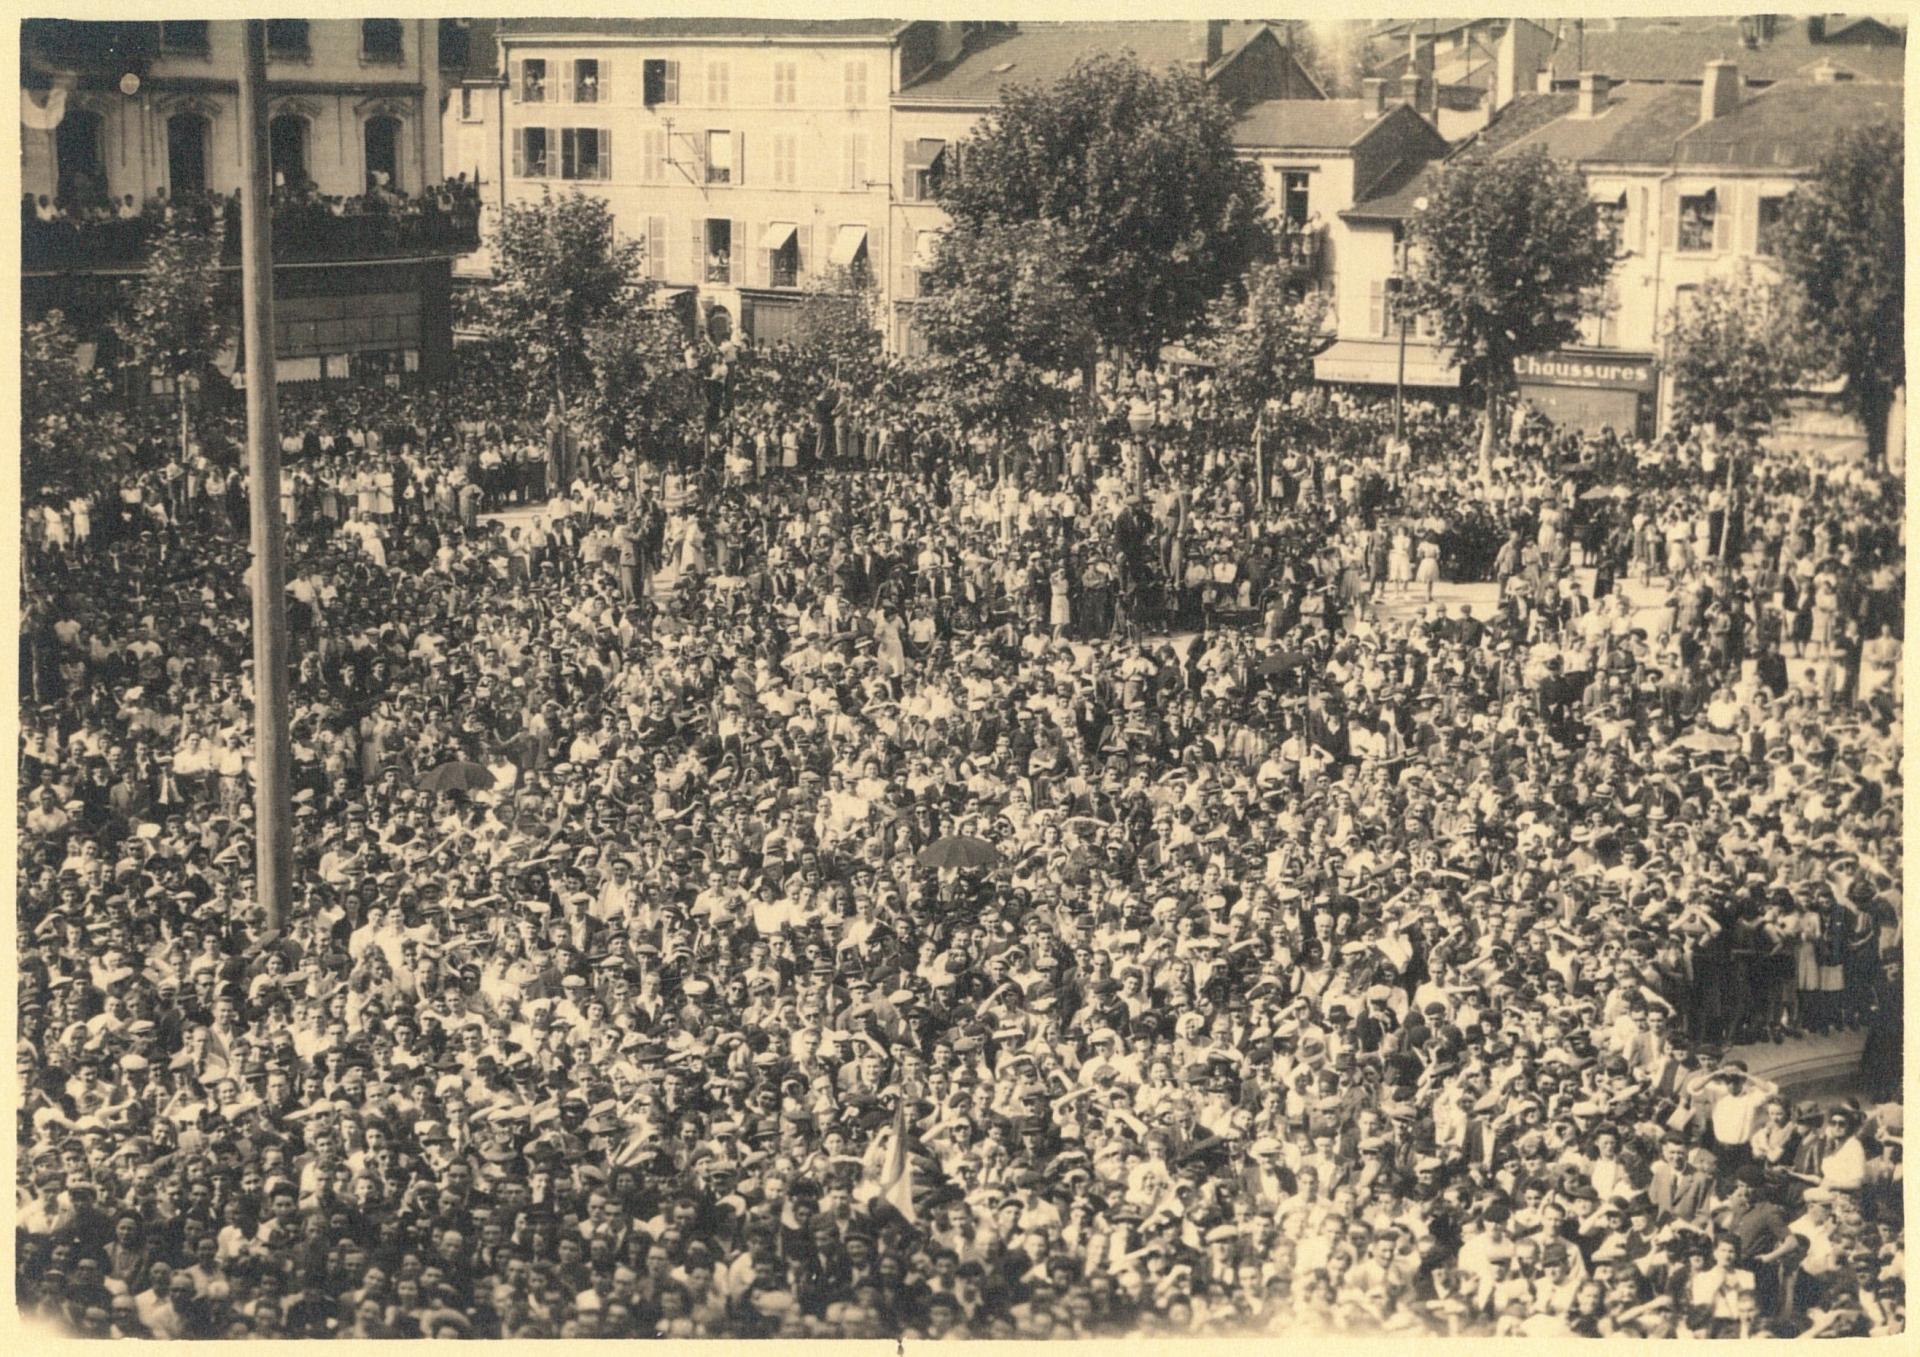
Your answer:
(1256, 649), (1312, 677)
(417, 760), (496, 794)
(916, 834), (1001, 871)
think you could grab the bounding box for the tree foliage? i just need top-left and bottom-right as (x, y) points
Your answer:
(1196, 263), (1333, 423)
(914, 220), (1098, 434)
(1775, 119), (1904, 460)
(577, 307), (703, 454)
(1662, 264), (1814, 440)
(790, 265), (884, 387)
(22, 309), (129, 503)
(936, 51), (1272, 363)
(112, 216), (230, 384)
(1404, 147), (1618, 476)
(470, 189), (647, 416)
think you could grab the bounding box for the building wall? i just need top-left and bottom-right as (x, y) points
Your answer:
(496, 33), (896, 340)
(26, 20), (442, 206)
(888, 104), (987, 351)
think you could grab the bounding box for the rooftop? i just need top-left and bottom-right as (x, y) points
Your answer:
(498, 17), (905, 42)
(1492, 75), (1902, 169)
(1233, 98), (1388, 152)
(1341, 156), (1445, 222)
(1540, 15), (1905, 86)
(898, 21), (1268, 103)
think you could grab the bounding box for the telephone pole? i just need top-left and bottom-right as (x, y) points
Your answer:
(237, 19), (293, 930)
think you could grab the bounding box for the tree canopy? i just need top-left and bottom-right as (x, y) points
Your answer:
(1404, 146), (1618, 477)
(111, 216), (230, 456)
(1195, 262), (1333, 426)
(471, 189), (647, 420)
(23, 310), (129, 503)
(1775, 118), (1904, 461)
(935, 51), (1271, 365)
(1662, 264), (1814, 441)
(913, 220), (1098, 435)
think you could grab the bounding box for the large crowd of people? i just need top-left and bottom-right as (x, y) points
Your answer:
(16, 330), (1904, 1339)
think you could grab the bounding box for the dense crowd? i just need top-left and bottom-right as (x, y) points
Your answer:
(17, 334), (1904, 1339)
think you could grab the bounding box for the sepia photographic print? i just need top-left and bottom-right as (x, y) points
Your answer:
(14, 12), (1907, 1342)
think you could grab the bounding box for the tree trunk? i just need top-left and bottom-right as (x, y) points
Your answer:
(1859, 380), (1892, 470)
(1478, 380), (1498, 487)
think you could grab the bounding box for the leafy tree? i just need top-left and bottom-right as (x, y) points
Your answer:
(1775, 119), (1904, 463)
(790, 265), (883, 387)
(937, 51), (1271, 368)
(1196, 262), (1333, 424)
(1662, 264), (1814, 442)
(578, 306), (703, 455)
(470, 189), (646, 427)
(112, 216), (229, 461)
(914, 219), (1099, 437)
(22, 309), (128, 503)
(1403, 146), (1618, 481)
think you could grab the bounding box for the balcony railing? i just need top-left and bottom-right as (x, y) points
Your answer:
(1279, 222), (1324, 277)
(23, 190), (481, 271)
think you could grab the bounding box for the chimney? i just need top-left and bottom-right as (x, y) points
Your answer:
(1811, 58), (1840, 83)
(1806, 15), (1827, 43)
(1535, 66), (1555, 94)
(1192, 20), (1226, 67)
(932, 21), (965, 65)
(1700, 59), (1740, 122)
(1576, 71), (1609, 118)
(1362, 76), (1389, 118)
(1399, 72), (1431, 116)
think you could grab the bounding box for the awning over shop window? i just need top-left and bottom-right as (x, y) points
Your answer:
(644, 286), (693, 310)
(759, 221), (797, 252)
(829, 224), (869, 267)
(1313, 338), (1460, 389)
(905, 138), (947, 172)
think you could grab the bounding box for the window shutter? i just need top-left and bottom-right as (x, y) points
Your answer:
(560, 65), (574, 105)
(665, 60), (680, 104)
(512, 129), (525, 177)
(735, 131), (746, 186)
(600, 59), (612, 103)
(690, 219), (704, 279)
(1368, 280), (1386, 338)
(549, 128), (560, 178)
(1660, 184), (1677, 253)
(649, 215), (667, 280)
(1712, 191), (1732, 253)
(601, 128), (613, 180)
(798, 223), (811, 279)
(733, 219), (747, 280)
(510, 58), (522, 103)
(757, 226), (771, 287)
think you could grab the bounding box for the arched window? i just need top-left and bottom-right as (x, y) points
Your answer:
(269, 115), (308, 191)
(55, 108), (106, 207)
(167, 113), (210, 198)
(364, 115), (401, 192)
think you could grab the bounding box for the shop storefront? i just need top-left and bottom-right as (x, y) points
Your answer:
(1514, 350), (1657, 440)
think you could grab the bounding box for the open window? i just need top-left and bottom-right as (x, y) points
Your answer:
(573, 58), (601, 104)
(762, 222), (799, 287)
(1677, 190), (1717, 254)
(519, 58), (547, 104)
(267, 20), (310, 59)
(905, 138), (946, 201)
(706, 219), (732, 284)
(362, 20), (405, 63)
(642, 58), (680, 106)
(705, 130), (732, 184)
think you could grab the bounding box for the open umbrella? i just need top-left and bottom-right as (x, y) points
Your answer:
(916, 834), (1001, 871)
(1256, 649), (1312, 677)
(418, 760), (496, 794)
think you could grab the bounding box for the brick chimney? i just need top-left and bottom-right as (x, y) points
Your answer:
(1362, 76), (1389, 118)
(1192, 20), (1226, 67)
(1399, 72), (1431, 115)
(1700, 59), (1741, 122)
(1576, 71), (1610, 118)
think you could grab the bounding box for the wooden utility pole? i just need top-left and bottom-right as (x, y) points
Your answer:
(237, 20), (293, 930)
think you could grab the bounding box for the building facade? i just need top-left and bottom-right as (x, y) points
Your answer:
(21, 19), (473, 382)
(484, 19), (912, 345)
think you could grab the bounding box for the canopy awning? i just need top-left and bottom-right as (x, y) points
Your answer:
(829, 224), (869, 267)
(904, 137), (947, 172)
(759, 221), (797, 251)
(1313, 338), (1460, 389)
(644, 286), (693, 310)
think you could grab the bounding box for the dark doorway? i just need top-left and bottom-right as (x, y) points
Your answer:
(56, 109), (106, 206)
(167, 114), (209, 198)
(364, 115), (401, 191)
(269, 115), (308, 190)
